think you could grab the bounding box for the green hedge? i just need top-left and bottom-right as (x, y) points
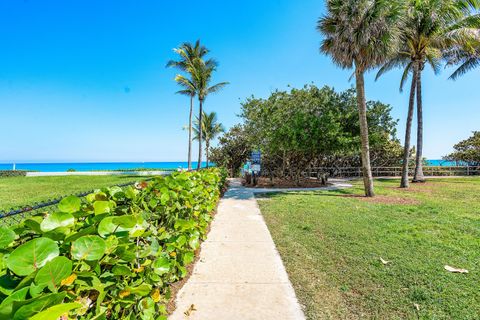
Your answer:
(0, 168), (227, 320)
(0, 170), (27, 178)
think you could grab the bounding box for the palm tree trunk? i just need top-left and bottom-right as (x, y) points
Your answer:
(413, 67), (425, 182)
(355, 67), (375, 197)
(188, 95), (193, 171)
(197, 99), (203, 170)
(206, 141), (210, 168)
(400, 64), (418, 188)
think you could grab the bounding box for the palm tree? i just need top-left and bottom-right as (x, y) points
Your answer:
(173, 75), (197, 171)
(193, 111), (225, 167)
(446, 30), (480, 80)
(166, 40), (213, 170)
(190, 59), (229, 170)
(317, 0), (402, 197)
(376, 0), (480, 185)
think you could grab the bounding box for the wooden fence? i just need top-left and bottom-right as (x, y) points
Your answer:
(304, 166), (480, 178)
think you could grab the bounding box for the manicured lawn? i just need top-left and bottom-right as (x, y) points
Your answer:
(257, 178), (480, 319)
(0, 175), (147, 210)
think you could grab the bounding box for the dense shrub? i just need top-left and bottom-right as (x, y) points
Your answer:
(0, 170), (27, 178)
(0, 168), (227, 319)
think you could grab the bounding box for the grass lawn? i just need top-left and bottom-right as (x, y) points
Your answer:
(257, 177), (480, 319)
(0, 175), (147, 211)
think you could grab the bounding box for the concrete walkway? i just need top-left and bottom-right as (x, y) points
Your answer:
(170, 179), (305, 320)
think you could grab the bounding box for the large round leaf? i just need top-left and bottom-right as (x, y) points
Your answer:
(71, 235), (106, 261)
(0, 226), (16, 248)
(34, 256), (73, 292)
(6, 238), (59, 276)
(57, 196), (81, 213)
(97, 217), (129, 238)
(29, 302), (81, 320)
(12, 292), (66, 320)
(40, 212), (75, 233)
(152, 257), (171, 275)
(93, 201), (111, 215)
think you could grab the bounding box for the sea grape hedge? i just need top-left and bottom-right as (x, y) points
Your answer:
(0, 170), (27, 178)
(0, 168), (227, 320)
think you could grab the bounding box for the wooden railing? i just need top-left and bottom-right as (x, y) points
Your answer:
(304, 166), (480, 178)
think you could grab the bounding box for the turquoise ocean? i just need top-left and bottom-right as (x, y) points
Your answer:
(0, 162), (207, 172)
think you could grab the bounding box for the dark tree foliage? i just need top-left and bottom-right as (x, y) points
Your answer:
(209, 125), (251, 177)
(445, 132), (480, 166)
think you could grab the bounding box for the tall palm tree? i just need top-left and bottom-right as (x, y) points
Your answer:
(190, 59), (229, 170)
(166, 40), (213, 170)
(376, 0), (480, 185)
(193, 111), (225, 167)
(317, 0), (402, 197)
(173, 75), (197, 171)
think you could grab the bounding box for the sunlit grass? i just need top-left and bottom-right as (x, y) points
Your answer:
(258, 177), (480, 319)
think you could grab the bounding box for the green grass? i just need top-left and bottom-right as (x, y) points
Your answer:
(257, 178), (480, 319)
(0, 175), (147, 211)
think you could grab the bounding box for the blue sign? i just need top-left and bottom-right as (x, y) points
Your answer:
(251, 151), (261, 164)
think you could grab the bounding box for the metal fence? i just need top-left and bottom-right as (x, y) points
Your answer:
(0, 178), (154, 227)
(304, 166), (480, 179)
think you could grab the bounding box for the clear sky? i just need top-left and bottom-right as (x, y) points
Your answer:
(0, 0), (478, 162)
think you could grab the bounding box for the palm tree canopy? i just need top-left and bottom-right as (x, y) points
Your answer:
(317, 0), (403, 72)
(445, 29), (480, 79)
(193, 111), (225, 143)
(166, 40), (218, 73)
(376, 0), (480, 89)
(174, 74), (197, 97)
(190, 58), (229, 101)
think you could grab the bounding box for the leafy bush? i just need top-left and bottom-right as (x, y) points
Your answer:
(0, 170), (27, 178)
(0, 168), (226, 319)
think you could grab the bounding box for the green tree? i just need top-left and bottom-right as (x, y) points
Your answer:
(376, 0), (480, 186)
(193, 111), (225, 167)
(317, 0), (402, 196)
(240, 85), (402, 183)
(209, 125), (251, 177)
(445, 131), (480, 166)
(190, 59), (229, 169)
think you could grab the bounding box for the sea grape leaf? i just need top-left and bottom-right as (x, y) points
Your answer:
(152, 257), (170, 275)
(23, 218), (43, 234)
(57, 196), (81, 213)
(29, 302), (81, 320)
(183, 252), (194, 265)
(113, 215), (137, 228)
(40, 212), (75, 233)
(0, 287), (29, 320)
(94, 201), (111, 215)
(98, 217), (130, 238)
(112, 265), (132, 276)
(29, 282), (45, 298)
(64, 225), (96, 243)
(71, 235), (106, 261)
(34, 256), (72, 292)
(0, 226), (16, 248)
(6, 238), (59, 276)
(12, 292), (66, 320)
(129, 284), (152, 297)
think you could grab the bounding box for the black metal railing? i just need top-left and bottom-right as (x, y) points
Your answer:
(303, 166), (480, 179)
(0, 178), (156, 226)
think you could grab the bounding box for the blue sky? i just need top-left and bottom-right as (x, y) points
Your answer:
(0, 0), (478, 162)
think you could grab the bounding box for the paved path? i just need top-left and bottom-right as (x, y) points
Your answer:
(170, 179), (305, 320)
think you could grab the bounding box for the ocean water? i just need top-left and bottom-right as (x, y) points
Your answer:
(0, 162), (207, 172)
(425, 159), (464, 166)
